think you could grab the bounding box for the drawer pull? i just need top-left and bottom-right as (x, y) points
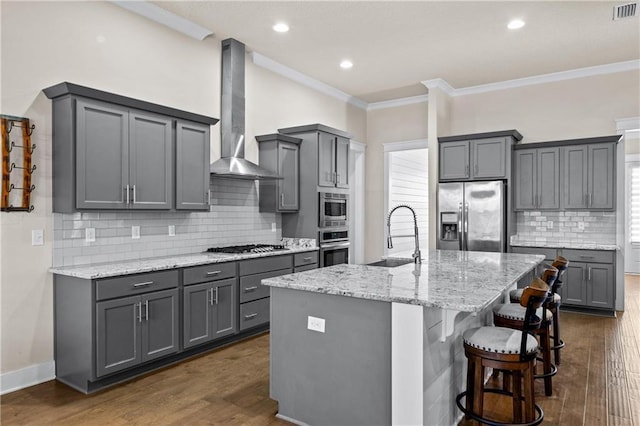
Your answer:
(244, 286), (258, 292)
(206, 271), (222, 276)
(303, 257), (313, 261)
(579, 256), (594, 259)
(133, 281), (153, 288)
(244, 313), (258, 320)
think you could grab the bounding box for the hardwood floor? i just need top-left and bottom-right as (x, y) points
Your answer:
(2, 274), (639, 425)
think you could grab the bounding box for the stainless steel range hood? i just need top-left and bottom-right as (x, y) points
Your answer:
(210, 38), (282, 180)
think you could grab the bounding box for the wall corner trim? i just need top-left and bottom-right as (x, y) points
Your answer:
(250, 51), (368, 110)
(0, 361), (55, 395)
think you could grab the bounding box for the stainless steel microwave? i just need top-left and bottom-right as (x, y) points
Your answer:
(319, 192), (348, 228)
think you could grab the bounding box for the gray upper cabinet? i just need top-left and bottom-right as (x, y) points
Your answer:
(514, 147), (560, 210)
(335, 136), (350, 188)
(562, 142), (615, 210)
(318, 133), (349, 188)
(176, 120), (211, 211)
(438, 131), (522, 182)
(44, 82), (218, 212)
(257, 133), (302, 212)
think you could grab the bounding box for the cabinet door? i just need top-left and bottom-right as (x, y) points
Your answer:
(176, 121), (210, 210)
(588, 143), (615, 209)
(277, 142), (299, 211)
(561, 262), (588, 306)
(514, 149), (537, 210)
(76, 99), (129, 209)
(335, 136), (350, 188)
(129, 111), (172, 210)
(183, 282), (213, 349)
(586, 263), (614, 309)
(537, 147), (560, 210)
(212, 278), (237, 339)
(318, 132), (336, 187)
(562, 145), (588, 209)
(96, 295), (141, 377)
(472, 138), (505, 179)
(141, 289), (179, 362)
(439, 141), (469, 181)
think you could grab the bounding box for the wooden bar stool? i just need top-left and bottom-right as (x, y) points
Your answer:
(510, 257), (568, 365)
(456, 282), (549, 425)
(495, 268), (558, 396)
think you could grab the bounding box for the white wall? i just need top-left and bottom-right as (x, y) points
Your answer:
(0, 1), (365, 384)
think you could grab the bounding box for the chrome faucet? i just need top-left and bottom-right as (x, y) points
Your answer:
(386, 204), (421, 263)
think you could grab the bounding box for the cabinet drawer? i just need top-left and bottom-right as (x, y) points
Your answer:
(240, 268), (290, 303)
(294, 251), (318, 267)
(183, 262), (236, 285)
(510, 246), (557, 261)
(239, 255), (292, 276)
(294, 263), (318, 273)
(560, 249), (614, 264)
(239, 298), (270, 331)
(96, 270), (178, 301)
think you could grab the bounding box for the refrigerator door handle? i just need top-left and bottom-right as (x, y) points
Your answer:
(464, 202), (469, 251)
(458, 202), (463, 251)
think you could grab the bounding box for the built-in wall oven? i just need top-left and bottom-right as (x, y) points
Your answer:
(319, 229), (350, 267)
(319, 192), (348, 228)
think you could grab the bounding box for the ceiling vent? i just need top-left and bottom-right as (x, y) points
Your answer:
(613, 2), (638, 20)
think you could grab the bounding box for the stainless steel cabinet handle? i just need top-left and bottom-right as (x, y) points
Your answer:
(465, 164), (469, 176)
(137, 302), (142, 323)
(303, 257), (313, 261)
(132, 185), (136, 203)
(213, 287), (219, 305)
(144, 300), (149, 321)
(244, 286), (258, 292)
(244, 313), (258, 320)
(125, 184), (130, 204)
(589, 193), (593, 207)
(280, 193), (284, 206)
(579, 255), (594, 259)
(207, 189), (211, 205)
(206, 271), (221, 276)
(336, 173), (340, 184)
(208, 288), (213, 305)
(588, 266), (591, 281)
(133, 281), (153, 288)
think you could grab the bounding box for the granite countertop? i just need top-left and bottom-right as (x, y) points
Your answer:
(510, 239), (619, 251)
(49, 247), (318, 280)
(263, 250), (545, 313)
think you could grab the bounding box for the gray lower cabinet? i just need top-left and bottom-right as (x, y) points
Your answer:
(96, 288), (179, 377)
(176, 120), (211, 211)
(183, 278), (237, 349)
(562, 142), (615, 210)
(74, 99), (173, 210)
(257, 134), (302, 212)
(514, 147), (560, 210)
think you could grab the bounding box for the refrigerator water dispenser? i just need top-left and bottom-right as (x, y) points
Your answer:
(440, 212), (458, 241)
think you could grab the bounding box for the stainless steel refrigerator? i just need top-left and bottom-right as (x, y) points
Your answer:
(437, 180), (506, 252)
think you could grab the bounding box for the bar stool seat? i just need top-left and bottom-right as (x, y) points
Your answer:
(463, 327), (539, 355)
(493, 303), (553, 323)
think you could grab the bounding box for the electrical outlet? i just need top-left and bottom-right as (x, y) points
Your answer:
(547, 221), (553, 229)
(132, 226), (140, 239)
(168, 225), (175, 236)
(31, 229), (44, 246)
(307, 316), (325, 333)
(578, 221), (585, 231)
(85, 228), (95, 242)
(271, 222), (277, 232)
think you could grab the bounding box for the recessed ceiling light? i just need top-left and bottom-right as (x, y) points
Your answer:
(507, 19), (525, 30)
(340, 60), (353, 69)
(273, 22), (289, 33)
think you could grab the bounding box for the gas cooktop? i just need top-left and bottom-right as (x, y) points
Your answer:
(206, 244), (288, 254)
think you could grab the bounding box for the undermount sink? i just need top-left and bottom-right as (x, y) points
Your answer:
(366, 258), (414, 268)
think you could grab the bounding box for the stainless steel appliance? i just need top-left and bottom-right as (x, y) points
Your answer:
(437, 180), (506, 252)
(319, 192), (348, 228)
(319, 229), (350, 267)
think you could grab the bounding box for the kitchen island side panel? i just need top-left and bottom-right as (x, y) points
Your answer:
(270, 286), (392, 425)
(54, 275), (94, 393)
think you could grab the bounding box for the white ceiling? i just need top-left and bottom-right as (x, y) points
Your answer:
(152, 1), (640, 103)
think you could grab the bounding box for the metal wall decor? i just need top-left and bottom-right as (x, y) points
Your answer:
(1, 115), (36, 212)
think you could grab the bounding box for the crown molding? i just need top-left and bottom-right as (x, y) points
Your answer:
(250, 52), (368, 110)
(111, 1), (213, 40)
(367, 95), (429, 111)
(383, 138), (429, 152)
(421, 78), (455, 96)
(616, 116), (640, 131)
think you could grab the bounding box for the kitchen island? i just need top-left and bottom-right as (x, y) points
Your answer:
(263, 250), (544, 426)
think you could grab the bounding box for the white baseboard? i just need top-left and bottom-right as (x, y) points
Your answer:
(0, 361), (55, 395)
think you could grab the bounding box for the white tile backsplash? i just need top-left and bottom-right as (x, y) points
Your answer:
(52, 178), (281, 266)
(514, 210), (616, 245)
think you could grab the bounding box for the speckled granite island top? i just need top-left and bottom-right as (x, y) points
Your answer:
(49, 247), (318, 280)
(263, 250), (545, 312)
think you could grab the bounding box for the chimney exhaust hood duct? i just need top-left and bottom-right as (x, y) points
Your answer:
(210, 38), (282, 180)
